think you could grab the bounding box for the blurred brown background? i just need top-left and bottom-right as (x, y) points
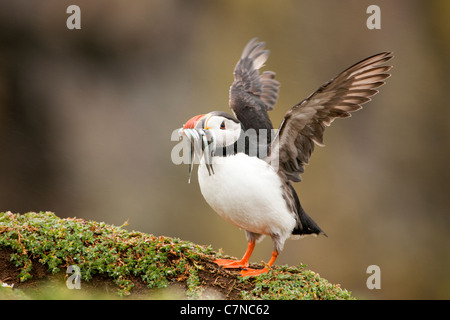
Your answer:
(0, 0), (449, 299)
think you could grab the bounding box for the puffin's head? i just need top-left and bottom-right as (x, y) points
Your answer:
(178, 111), (242, 182)
(180, 111), (241, 148)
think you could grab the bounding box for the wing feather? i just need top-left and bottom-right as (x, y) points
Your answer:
(229, 38), (280, 133)
(269, 52), (393, 182)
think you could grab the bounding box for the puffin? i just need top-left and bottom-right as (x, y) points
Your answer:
(178, 38), (392, 276)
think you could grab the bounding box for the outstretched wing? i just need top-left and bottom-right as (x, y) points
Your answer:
(229, 38), (280, 133)
(270, 52), (393, 182)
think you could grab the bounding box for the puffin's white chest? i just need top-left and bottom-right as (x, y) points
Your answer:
(198, 153), (296, 237)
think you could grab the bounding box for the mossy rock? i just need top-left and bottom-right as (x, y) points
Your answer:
(0, 211), (354, 300)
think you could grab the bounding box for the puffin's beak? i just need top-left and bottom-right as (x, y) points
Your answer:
(182, 114), (206, 130)
(178, 113), (206, 139)
(178, 114), (215, 183)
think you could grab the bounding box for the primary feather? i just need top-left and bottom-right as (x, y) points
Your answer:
(269, 52), (393, 182)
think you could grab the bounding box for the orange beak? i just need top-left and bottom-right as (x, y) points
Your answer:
(183, 114), (206, 130)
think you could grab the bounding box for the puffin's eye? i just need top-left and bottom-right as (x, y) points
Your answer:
(220, 120), (226, 130)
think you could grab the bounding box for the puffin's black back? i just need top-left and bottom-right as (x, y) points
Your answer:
(230, 90), (275, 153)
(228, 38), (279, 156)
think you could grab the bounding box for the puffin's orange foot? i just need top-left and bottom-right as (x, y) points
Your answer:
(214, 258), (249, 269)
(240, 267), (269, 277)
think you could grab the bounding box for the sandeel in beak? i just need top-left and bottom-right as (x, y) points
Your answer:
(178, 128), (216, 184)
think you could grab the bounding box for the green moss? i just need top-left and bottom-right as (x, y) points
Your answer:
(186, 267), (205, 299)
(0, 211), (354, 300)
(240, 265), (354, 300)
(0, 211), (212, 297)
